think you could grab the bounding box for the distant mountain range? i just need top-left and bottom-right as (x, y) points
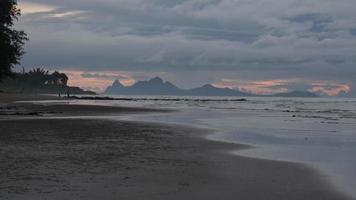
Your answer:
(105, 77), (319, 97)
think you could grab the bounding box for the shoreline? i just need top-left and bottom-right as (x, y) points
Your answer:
(120, 115), (356, 199)
(0, 94), (353, 199)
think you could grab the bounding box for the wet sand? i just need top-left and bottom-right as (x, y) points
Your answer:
(0, 94), (352, 200)
(0, 93), (172, 117)
(0, 93), (62, 103)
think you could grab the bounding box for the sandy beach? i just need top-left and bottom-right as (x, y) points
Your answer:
(0, 94), (352, 200)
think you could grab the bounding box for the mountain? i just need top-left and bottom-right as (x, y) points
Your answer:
(187, 84), (248, 96)
(124, 77), (185, 95)
(105, 77), (185, 95)
(105, 77), (250, 96)
(273, 90), (319, 97)
(105, 80), (124, 94)
(104, 77), (319, 97)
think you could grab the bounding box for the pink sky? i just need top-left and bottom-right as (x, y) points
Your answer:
(62, 70), (135, 92)
(62, 70), (350, 96)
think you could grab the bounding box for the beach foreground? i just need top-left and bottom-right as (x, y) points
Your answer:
(0, 95), (352, 200)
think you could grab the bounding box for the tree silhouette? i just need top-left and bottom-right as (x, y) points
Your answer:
(50, 71), (68, 86)
(1, 67), (69, 92)
(0, 67), (94, 94)
(20, 68), (68, 89)
(27, 68), (49, 86)
(0, 0), (28, 81)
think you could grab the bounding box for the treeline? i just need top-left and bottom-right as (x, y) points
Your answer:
(0, 68), (95, 95)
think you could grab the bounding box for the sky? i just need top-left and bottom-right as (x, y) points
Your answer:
(15, 0), (356, 96)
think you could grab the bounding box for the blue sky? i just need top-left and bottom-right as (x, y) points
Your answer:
(15, 0), (356, 96)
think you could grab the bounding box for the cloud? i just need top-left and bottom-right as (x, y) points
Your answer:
(80, 72), (129, 80)
(59, 70), (168, 92)
(61, 70), (117, 92)
(18, 2), (56, 14)
(309, 82), (351, 96)
(49, 10), (87, 18)
(14, 0), (356, 96)
(214, 79), (297, 95)
(214, 78), (351, 96)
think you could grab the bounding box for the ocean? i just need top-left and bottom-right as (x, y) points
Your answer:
(34, 95), (356, 197)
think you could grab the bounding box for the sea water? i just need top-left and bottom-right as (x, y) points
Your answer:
(31, 96), (356, 197)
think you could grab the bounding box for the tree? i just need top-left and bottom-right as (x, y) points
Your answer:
(28, 68), (49, 86)
(0, 0), (28, 81)
(50, 71), (68, 86)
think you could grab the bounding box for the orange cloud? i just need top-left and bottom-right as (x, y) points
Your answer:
(18, 2), (56, 14)
(214, 78), (351, 96)
(214, 78), (299, 95)
(308, 82), (350, 96)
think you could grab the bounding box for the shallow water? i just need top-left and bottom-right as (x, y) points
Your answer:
(30, 96), (356, 198)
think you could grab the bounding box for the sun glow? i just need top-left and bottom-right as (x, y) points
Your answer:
(213, 79), (296, 95)
(309, 83), (350, 96)
(214, 78), (350, 96)
(18, 2), (56, 14)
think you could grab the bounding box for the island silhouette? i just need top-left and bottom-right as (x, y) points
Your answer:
(105, 77), (318, 97)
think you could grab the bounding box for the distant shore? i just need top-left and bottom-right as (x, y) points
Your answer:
(0, 93), (352, 200)
(68, 95), (248, 102)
